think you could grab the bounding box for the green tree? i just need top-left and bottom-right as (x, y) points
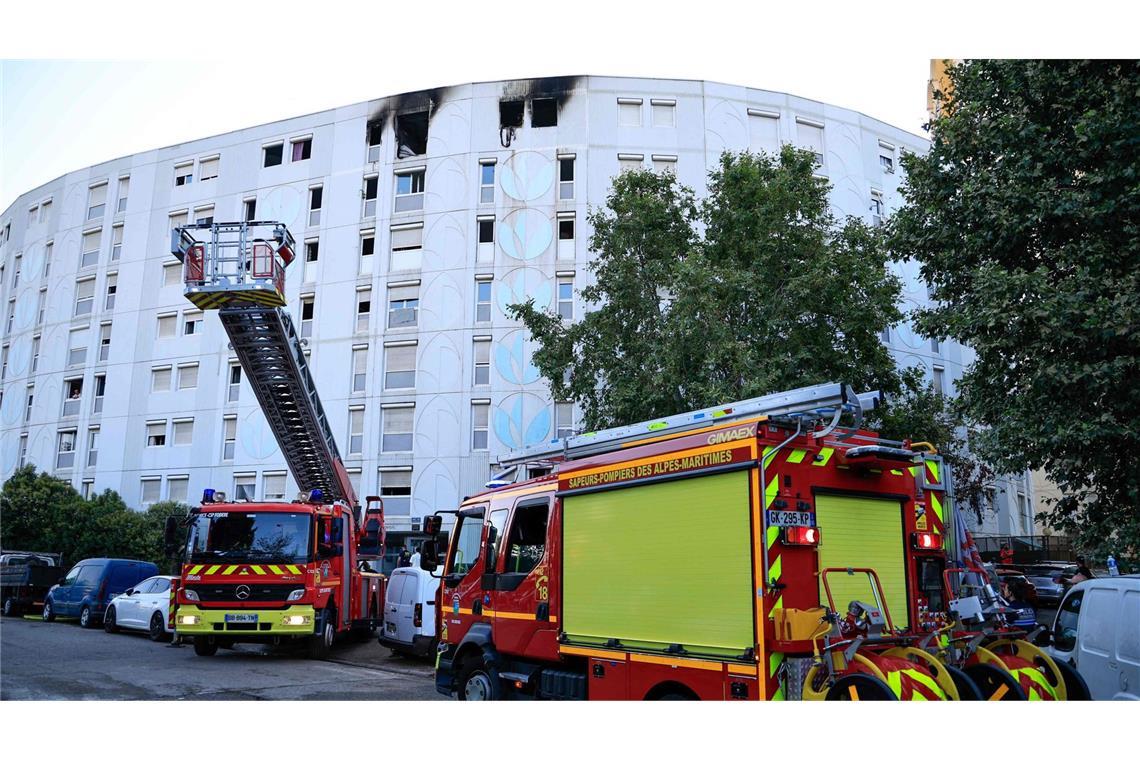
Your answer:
(0, 466), (83, 553)
(890, 60), (1140, 557)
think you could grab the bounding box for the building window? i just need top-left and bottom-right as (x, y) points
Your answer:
(652, 154), (678, 174)
(394, 169), (426, 212)
(932, 365), (945, 396)
(879, 154), (894, 173)
(87, 183), (107, 219)
(263, 143), (283, 168)
(352, 345), (368, 393)
(555, 402), (575, 439)
(110, 224), (123, 261)
(363, 176), (378, 218)
(86, 427), (100, 467)
(395, 111), (428, 158)
(62, 377), (83, 417)
(303, 240), (319, 282)
(104, 274), (117, 310)
(18, 434), (28, 467)
(227, 363), (241, 402)
(173, 418), (194, 446)
(183, 310), (203, 336)
(152, 366), (172, 392)
(618, 98), (642, 127)
(384, 343), (417, 389)
(390, 223), (423, 271)
(378, 469), (412, 516)
(140, 478), (161, 506)
(177, 362), (199, 390)
(168, 476), (189, 504)
(157, 313), (177, 338)
(234, 475), (256, 502)
(40, 200), (52, 222)
(0, 344), (7, 381)
(116, 177), (129, 213)
(367, 120), (383, 163)
(479, 161), (496, 204)
(28, 206), (38, 227)
(381, 404), (414, 452)
(348, 406), (365, 455)
(476, 216), (495, 264)
(92, 374), (105, 414)
(870, 192), (884, 227)
(199, 156), (219, 182)
(618, 154), (643, 172)
(25, 385), (34, 423)
(4, 300), (13, 335)
(291, 137), (312, 162)
(473, 338), (490, 386)
(81, 229), (101, 268)
(163, 262), (182, 287)
(748, 108), (781, 154)
(74, 277), (96, 316)
(263, 473), (286, 500)
(31, 335), (40, 372)
(169, 211), (188, 230)
(43, 242), (52, 278)
(795, 117), (825, 169)
(359, 233), (375, 275)
(98, 322), (111, 362)
(931, 337), (941, 355)
(557, 213), (575, 260)
(356, 287), (372, 332)
(56, 430), (77, 469)
(475, 280), (492, 323)
(193, 205), (214, 226)
(174, 162), (194, 187)
(300, 297), (314, 338)
(651, 99), (676, 127)
(68, 327), (88, 367)
(559, 156), (575, 200)
(472, 401), (489, 451)
(222, 415), (237, 461)
(308, 186), (323, 227)
(81, 480), (94, 499)
(146, 420), (167, 447)
(387, 282), (419, 328)
(244, 197), (257, 222)
(500, 100), (525, 128)
(532, 98), (557, 128)
(557, 278), (574, 320)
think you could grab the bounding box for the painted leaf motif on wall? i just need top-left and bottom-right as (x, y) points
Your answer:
(500, 152), (555, 202)
(499, 208), (553, 261)
(495, 331), (541, 385)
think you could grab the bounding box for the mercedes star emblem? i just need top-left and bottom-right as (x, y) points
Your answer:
(235, 584), (251, 600)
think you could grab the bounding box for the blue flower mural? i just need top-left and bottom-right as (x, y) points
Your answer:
(493, 393), (551, 449)
(500, 152), (555, 202)
(498, 208), (554, 261)
(497, 268), (553, 317)
(495, 330), (541, 385)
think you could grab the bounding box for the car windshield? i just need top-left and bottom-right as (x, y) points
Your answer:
(1026, 565), (1075, 577)
(188, 512), (312, 563)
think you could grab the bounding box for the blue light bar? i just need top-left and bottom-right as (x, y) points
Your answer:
(202, 488), (215, 503)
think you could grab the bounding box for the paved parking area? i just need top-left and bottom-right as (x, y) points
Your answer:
(0, 616), (445, 700)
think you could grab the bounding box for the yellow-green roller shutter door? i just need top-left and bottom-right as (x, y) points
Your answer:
(815, 494), (909, 629)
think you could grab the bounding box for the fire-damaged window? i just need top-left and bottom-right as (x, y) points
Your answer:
(499, 100), (524, 129)
(367, 120), (383, 162)
(531, 98), (557, 127)
(396, 111), (428, 158)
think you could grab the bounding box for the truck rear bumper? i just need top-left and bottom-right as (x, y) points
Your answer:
(174, 604), (316, 636)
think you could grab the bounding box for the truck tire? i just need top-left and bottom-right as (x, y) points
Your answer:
(79, 605), (96, 629)
(42, 600), (55, 622)
(149, 611), (170, 642)
(2, 596), (16, 617)
(825, 673), (897, 700)
(104, 606), (119, 633)
(307, 608), (336, 659)
(457, 655), (502, 701)
(193, 637), (219, 657)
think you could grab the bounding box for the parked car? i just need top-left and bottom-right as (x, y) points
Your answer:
(43, 558), (160, 629)
(1042, 575), (1140, 700)
(995, 567), (1039, 607)
(1020, 563), (1078, 606)
(378, 563), (439, 657)
(103, 575), (175, 641)
(1, 551), (63, 616)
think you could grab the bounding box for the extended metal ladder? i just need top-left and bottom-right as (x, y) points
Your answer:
(172, 221), (354, 504)
(497, 381), (882, 471)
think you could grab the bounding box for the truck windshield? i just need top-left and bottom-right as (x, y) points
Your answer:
(188, 512), (312, 563)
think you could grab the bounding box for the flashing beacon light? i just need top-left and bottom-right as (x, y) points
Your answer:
(308, 488), (323, 503)
(911, 531), (943, 551)
(202, 488), (215, 504)
(782, 526), (821, 546)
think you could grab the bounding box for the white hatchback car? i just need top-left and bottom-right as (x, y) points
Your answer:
(103, 575), (176, 641)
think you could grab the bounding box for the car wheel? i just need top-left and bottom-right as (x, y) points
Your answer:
(307, 608), (336, 659)
(104, 606), (119, 633)
(2, 597), (16, 617)
(42, 600), (55, 622)
(79, 605), (96, 629)
(149, 611), (170, 642)
(457, 655), (501, 701)
(193, 637), (219, 657)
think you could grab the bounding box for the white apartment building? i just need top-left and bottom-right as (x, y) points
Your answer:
(0, 75), (1032, 543)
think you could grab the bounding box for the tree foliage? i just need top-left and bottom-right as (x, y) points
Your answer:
(890, 60), (1140, 557)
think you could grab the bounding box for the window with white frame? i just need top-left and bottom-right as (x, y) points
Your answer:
(18, 434), (28, 467)
(199, 156), (219, 182)
(347, 469), (362, 500)
(367, 120), (383, 162)
(81, 229), (101, 268)
(291, 136), (312, 162)
(28, 206), (37, 227)
(651, 154), (677, 174)
(182, 310), (203, 335)
(473, 338), (491, 386)
(475, 279), (492, 323)
(390, 223), (423, 271)
(193, 205), (214, 226)
(40, 199), (52, 222)
(116, 176), (129, 213)
(87, 183), (107, 219)
(471, 400), (489, 451)
(378, 469), (412, 516)
(97, 322), (111, 362)
(25, 385), (34, 423)
(227, 363), (241, 402)
(394, 169), (425, 212)
(555, 402), (575, 439)
(303, 240), (319, 282)
(177, 362), (199, 390)
(174, 162), (194, 186)
(300, 297), (314, 338)
(263, 143), (283, 168)
(618, 154), (644, 173)
(81, 480), (94, 499)
(234, 474), (256, 502)
(651, 99), (676, 128)
(86, 427), (99, 467)
(62, 377), (83, 416)
(157, 313), (177, 338)
(355, 287), (372, 332)
(348, 406), (365, 455)
(748, 109), (780, 154)
(169, 211), (188, 230)
(384, 342), (417, 389)
(263, 472), (286, 500)
(308, 186), (323, 227)
(870, 191), (884, 227)
(163, 261), (182, 287)
(68, 328), (88, 367)
(140, 478), (161, 505)
(104, 274), (117, 310)
(359, 233), (375, 275)
(878, 139), (896, 174)
(222, 415), (237, 461)
(11, 255), (20, 287)
(152, 365), (172, 392)
(91, 374), (105, 414)
(381, 404), (414, 452)
(31, 335), (40, 372)
(173, 418), (194, 446)
(352, 345), (368, 393)
(932, 365), (945, 396)
(479, 160), (496, 204)
(0, 344), (7, 381)
(56, 429), (77, 469)
(557, 212), (575, 260)
(243, 197), (257, 222)
(146, 420), (167, 447)
(558, 156), (575, 200)
(363, 176), (378, 218)
(43, 242), (52, 277)
(387, 282), (418, 328)
(168, 476), (189, 504)
(74, 278), (95, 316)
(111, 224), (123, 261)
(795, 117), (825, 169)
(557, 277), (574, 320)
(618, 98), (642, 127)
(4, 300), (12, 335)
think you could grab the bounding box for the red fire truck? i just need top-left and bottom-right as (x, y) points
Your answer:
(423, 383), (1072, 700)
(165, 221), (386, 658)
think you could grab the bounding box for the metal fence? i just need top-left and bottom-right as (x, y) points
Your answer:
(976, 534), (1076, 564)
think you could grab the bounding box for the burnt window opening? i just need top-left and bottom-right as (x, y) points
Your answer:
(396, 111), (428, 158)
(531, 98), (557, 128)
(367, 121), (383, 147)
(499, 101), (524, 129)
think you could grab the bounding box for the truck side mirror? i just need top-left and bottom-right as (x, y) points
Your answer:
(163, 515), (179, 558)
(421, 538), (441, 572)
(424, 514), (442, 536)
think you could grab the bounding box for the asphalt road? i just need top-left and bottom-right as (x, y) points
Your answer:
(0, 616), (445, 700)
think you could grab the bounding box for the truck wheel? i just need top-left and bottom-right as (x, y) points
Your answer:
(944, 664), (984, 700)
(79, 605), (96, 629)
(307, 608), (336, 659)
(104, 607), (119, 633)
(2, 597), (16, 617)
(963, 664), (1026, 700)
(193, 637), (219, 657)
(458, 655), (501, 701)
(42, 600), (55, 622)
(149, 611), (171, 642)
(825, 673), (897, 700)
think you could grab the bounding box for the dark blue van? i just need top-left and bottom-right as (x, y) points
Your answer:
(43, 558), (160, 628)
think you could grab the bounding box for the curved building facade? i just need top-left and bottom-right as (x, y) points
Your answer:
(0, 75), (1030, 540)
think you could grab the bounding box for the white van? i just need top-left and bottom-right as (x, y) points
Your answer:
(379, 563), (439, 657)
(1044, 575), (1140, 700)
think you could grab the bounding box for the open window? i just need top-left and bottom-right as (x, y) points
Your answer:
(503, 500), (549, 578)
(396, 111), (428, 158)
(447, 507), (486, 578)
(1053, 589), (1084, 652)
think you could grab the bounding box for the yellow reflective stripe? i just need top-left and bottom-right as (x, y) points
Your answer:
(768, 652), (784, 679)
(287, 565), (301, 574)
(786, 449), (807, 464)
(926, 460), (940, 482)
(930, 492), (943, 522)
(765, 525), (779, 551)
(905, 668), (946, 700)
(204, 565), (221, 575)
(768, 555), (782, 585)
(188, 565), (203, 575)
(768, 594), (784, 620)
(890, 469), (904, 476)
(250, 565), (267, 575)
(267, 565), (283, 575)
(765, 476), (778, 508)
(222, 565), (239, 576)
(1014, 667), (1057, 700)
(812, 448), (834, 467)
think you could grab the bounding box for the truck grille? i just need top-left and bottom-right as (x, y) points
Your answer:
(191, 583), (299, 603)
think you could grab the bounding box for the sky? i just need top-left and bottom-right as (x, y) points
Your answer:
(1, 0), (1133, 212)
